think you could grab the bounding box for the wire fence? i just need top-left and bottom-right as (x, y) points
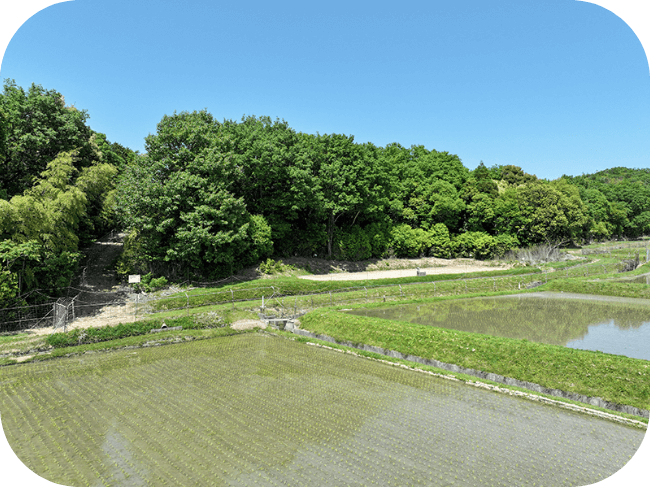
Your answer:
(581, 240), (649, 255)
(138, 259), (625, 319)
(0, 258), (638, 333)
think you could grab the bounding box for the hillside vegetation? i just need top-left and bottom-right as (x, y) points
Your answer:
(2, 80), (650, 307)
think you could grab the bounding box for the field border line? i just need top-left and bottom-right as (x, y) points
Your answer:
(302, 340), (648, 430)
(288, 329), (649, 427)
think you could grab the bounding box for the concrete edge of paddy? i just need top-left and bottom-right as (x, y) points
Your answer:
(288, 328), (649, 429)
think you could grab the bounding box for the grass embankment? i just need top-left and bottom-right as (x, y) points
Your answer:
(150, 267), (542, 311)
(539, 261), (650, 299)
(298, 309), (650, 413)
(543, 279), (650, 300)
(0, 313), (257, 366)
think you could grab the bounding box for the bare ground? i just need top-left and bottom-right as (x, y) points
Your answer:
(1, 243), (514, 360)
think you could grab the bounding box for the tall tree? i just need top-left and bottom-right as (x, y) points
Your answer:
(0, 80), (96, 197)
(116, 111), (272, 277)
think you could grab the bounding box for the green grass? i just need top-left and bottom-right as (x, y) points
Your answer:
(0, 333), (30, 345)
(543, 278), (650, 300)
(0, 334), (643, 486)
(150, 267), (544, 311)
(298, 308), (650, 413)
(7, 327), (254, 365)
(270, 329), (648, 426)
(5, 254), (648, 419)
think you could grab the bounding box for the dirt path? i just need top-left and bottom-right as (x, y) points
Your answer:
(299, 259), (513, 281)
(31, 233), (134, 336)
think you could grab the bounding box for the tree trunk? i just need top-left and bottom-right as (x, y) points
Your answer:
(327, 212), (334, 257)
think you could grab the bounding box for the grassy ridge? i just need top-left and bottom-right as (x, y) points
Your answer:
(151, 267), (544, 311)
(45, 315), (224, 348)
(543, 279), (650, 300)
(299, 309), (650, 412)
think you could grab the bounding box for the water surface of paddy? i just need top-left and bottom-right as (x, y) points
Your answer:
(349, 292), (650, 360)
(0, 334), (644, 486)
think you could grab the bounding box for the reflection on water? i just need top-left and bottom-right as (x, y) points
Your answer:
(349, 293), (650, 360)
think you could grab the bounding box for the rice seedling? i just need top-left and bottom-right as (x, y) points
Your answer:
(1, 334), (643, 486)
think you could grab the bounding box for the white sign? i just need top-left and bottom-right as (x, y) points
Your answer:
(128, 275), (141, 283)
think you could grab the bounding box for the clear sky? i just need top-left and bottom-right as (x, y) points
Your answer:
(1, 0), (649, 180)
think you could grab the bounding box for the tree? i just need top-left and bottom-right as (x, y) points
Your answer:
(116, 111), (273, 277)
(303, 133), (384, 257)
(0, 80), (96, 197)
(515, 179), (588, 244)
(6, 151), (87, 253)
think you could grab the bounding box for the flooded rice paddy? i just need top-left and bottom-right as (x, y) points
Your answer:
(0, 334), (645, 486)
(349, 292), (650, 360)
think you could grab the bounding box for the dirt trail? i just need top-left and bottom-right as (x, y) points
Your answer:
(31, 233), (135, 335)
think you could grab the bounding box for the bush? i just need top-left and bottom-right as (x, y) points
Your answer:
(334, 226), (372, 260)
(259, 258), (296, 275)
(364, 221), (392, 258)
(492, 234), (520, 258)
(132, 272), (168, 292)
(243, 214), (274, 266)
(426, 223), (452, 258)
(389, 224), (431, 258)
(451, 231), (495, 259)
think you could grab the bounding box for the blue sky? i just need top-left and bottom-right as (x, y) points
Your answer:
(1, 0), (649, 180)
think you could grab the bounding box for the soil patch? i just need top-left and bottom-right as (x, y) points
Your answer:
(297, 257), (512, 281)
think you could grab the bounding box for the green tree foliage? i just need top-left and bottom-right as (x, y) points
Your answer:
(451, 231), (496, 260)
(0, 151), (89, 298)
(299, 133), (387, 257)
(0, 240), (41, 307)
(567, 167), (650, 239)
(4, 151), (87, 253)
(0, 80), (96, 197)
(334, 226), (373, 261)
(116, 111), (273, 278)
(515, 179), (588, 245)
(0, 81), (129, 304)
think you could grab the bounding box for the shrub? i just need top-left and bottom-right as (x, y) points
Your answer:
(364, 221), (392, 258)
(334, 226), (372, 260)
(132, 272), (168, 292)
(426, 223), (452, 258)
(259, 258), (296, 275)
(492, 234), (520, 258)
(451, 231), (495, 259)
(389, 224), (430, 258)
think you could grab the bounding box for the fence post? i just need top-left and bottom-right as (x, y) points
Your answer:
(294, 297), (297, 317)
(231, 289), (234, 310)
(399, 284), (403, 297)
(329, 292), (332, 306)
(493, 278), (496, 291)
(185, 292), (189, 316)
(364, 287), (368, 302)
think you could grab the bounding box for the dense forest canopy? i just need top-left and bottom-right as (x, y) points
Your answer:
(1, 81), (649, 303)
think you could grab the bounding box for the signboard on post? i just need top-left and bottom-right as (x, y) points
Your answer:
(128, 275), (141, 284)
